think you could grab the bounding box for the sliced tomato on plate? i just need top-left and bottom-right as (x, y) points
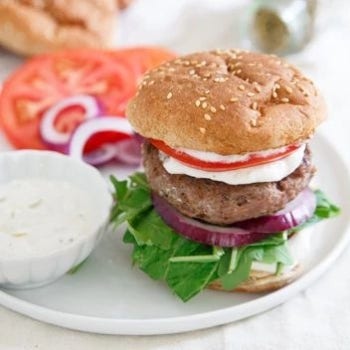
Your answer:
(0, 47), (175, 150)
(109, 47), (176, 79)
(151, 139), (301, 171)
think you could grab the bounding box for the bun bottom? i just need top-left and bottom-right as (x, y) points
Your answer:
(208, 264), (303, 293)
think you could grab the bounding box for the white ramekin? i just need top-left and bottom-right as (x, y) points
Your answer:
(0, 150), (112, 289)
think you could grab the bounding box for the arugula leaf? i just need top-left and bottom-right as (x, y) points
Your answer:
(110, 175), (340, 301)
(314, 189), (341, 218)
(220, 249), (253, 290)
(110, 174), (152, 226)
(167, 260), (219, 301)
(129, 209), (175, 249)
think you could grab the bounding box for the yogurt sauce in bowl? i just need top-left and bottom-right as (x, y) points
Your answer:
(0, 178), (95, 259)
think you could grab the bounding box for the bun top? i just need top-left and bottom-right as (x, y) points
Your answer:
(127, 49), (326, 154)
(0, 0), (116, 56)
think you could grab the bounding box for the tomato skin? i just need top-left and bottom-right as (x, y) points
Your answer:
(150, 139), (301, 172)
(0, 47), (176, 151)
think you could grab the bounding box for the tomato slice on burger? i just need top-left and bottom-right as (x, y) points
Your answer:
(151, 139), (301, 171)
(0, 47), (175, 150)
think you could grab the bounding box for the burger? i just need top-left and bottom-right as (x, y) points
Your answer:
(111, 49), (340, 301)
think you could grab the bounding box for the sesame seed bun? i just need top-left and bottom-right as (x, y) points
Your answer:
(208, 264), (302, 293)
(127, 50), (326, 154)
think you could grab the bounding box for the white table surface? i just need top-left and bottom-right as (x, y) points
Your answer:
(0, 0), (350, 349)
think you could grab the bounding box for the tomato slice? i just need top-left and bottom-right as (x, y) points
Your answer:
(0, 47), (176, 150)
(151, 139), (301, 171)
(109, 47), (175, 72)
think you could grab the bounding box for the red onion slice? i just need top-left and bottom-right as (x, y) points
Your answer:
(40, 95), (102, 151)
(114, 137), (142, 165)
(235, 188), (316, 233)
(69, 116), (133, 161)
(152, 194), (273, 247)
(83, 143), (118, 166)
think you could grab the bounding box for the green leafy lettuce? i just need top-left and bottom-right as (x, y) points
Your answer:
(110, 173), (340, 302)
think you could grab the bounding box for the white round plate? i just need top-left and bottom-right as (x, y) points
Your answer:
(0, 134), (348, 335)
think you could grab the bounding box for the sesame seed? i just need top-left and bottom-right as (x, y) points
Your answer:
(236, 69), (242, 74)
(238, 85), (245, 91)
(274, 83), (281, 89)
(199, 97), (206, 101)
(252, 102), (258, 110)
(168, 67), (175, 72)
(210, 106), (217, 113)
(214, 77), (226, 83)
(235, 62), (242, 67)
(167, 92), (173, 99)
(195, 100), (201, 107)
(183, 60), (190, 66)
(148, 80), (155, 86)
(272, 91), (278, 98)
(204, 114), (211, 120)
(189, 69), (195, 75)
(203, 72), (211, 78)
(220, 104), (226, 111)
(191, 60), (198, 65)
(202, 102), (208, 108)
(199, 127), (206, 134)
(254, 85), (261, 92)
(250, 119), (257, 127)
(204, 90), (210, 94)
(247, 92), (255, 97)
(281, 97), (289, 103)
(248, 63), (256, 66)
(285, 86), (293, 94)
(230, 97), (239, 102)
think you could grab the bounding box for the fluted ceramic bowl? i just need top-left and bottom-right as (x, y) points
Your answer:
(0, 150), (112, 289)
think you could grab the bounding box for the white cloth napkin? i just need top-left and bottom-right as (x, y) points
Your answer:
(0, 0), (350, 349)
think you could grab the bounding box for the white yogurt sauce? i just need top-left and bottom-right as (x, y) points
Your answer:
(161, 144), (306, 185)
(0, 178), (95, 259)
(251, 227), (313, 273)
(178, 144), (294, 163)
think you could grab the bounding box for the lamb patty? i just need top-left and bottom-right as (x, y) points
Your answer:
(143, 142), (315, 225)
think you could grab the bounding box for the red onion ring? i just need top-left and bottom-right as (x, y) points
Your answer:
(114, 137), (142, 165)
(83, 143), (119, 166)
(69, 116), (133, 162)
(40, 95), (102, 152)
(235, 188), (316, 233)
(152, 193), (273, 247)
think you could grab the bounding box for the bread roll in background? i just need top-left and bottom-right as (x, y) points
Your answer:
(116, 0), (133, 10)
(0, 0), (118, 56)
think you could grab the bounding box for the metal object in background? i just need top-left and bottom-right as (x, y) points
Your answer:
(249, 0), (317, 55)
